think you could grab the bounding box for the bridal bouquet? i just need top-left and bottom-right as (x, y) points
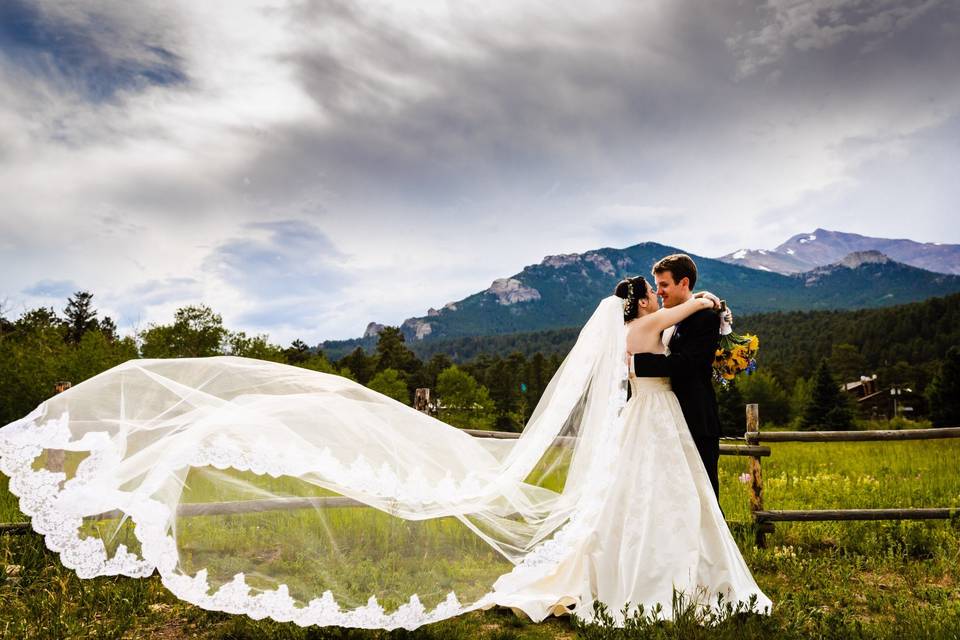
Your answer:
(713, 332), (759, 384)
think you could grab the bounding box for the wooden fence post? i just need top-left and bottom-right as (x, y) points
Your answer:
(414, 388), (435, 416)
(46, 382), (71, 473)
(746, 403), (767, 547)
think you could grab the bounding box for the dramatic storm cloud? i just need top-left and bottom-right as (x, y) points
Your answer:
(2, 0), (958, 342)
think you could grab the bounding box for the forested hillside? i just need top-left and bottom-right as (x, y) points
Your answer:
(405, 292), (960, 382)
(3, 291), (958, 433)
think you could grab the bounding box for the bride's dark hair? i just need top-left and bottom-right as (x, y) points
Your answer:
(614, 276), (649, 321)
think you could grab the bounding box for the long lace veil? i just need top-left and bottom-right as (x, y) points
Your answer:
(0, 296), (628, 629)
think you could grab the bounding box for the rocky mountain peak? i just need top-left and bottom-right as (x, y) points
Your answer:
(401, 317), (433, 339)
(718, 228), (960, 276)
(363, 322), (386, 338)
(543, 253), (581, 268)
(486, 278), (542, 305)
(839, 250), (891, 269)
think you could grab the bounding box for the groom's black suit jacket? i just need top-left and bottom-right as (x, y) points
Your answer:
(633, 307), (722, 497)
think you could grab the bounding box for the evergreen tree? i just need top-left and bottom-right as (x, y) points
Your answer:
(525, 352), (557, 419)
(789, 376), (811, 428)
(284, 339), (311, 365)
(828, 343), (867, 384)
(800, 360), (854, 430)
(738, 370), (791, 426)
(338, 347), (376, 384)
(717, 380), (746, 437)
(420, 353), (454, 391)
(527, 353), (548, 394)
(16, 307), (62, 331)
(99, 316), (118, 342)
(367, 368), (410, 405)
(0, 299), (11, 338)
(927, 346), (960, 428)
(374, 327), (420, 376)
(64, 291), (99, 344)
(882, 360), (914, 387)
(483, 352), (528, 432)
(0, 314), (13, 338)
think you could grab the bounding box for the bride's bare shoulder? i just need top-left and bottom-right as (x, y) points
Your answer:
(625, 315), (658, 338)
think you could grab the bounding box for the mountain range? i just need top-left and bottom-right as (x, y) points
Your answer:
(320, 230), (960, 358)
(718, 228), (960, 275)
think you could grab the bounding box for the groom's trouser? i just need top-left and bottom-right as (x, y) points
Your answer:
(692, 434), (720, 501)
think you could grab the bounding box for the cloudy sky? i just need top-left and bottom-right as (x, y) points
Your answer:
(1, 0), (958, 343)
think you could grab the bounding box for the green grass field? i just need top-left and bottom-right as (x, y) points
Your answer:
(2, 435), (958, 639)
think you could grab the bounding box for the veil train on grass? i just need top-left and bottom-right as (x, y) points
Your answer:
(0, 296), (629, 630)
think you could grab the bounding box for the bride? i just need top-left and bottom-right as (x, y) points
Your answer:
(0, 278), (771, 630)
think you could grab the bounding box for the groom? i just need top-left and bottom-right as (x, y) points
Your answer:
(632, 254), (723, 500)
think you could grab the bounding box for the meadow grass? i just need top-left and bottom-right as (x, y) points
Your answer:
(1, 436), (958, 639)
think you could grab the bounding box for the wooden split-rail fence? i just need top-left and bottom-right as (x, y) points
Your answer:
(739, 404), (960, 546)
(2, 385), (959, 546)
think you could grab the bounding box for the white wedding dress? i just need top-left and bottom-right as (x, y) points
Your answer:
(482, 374), (772, 624)
(0, 296), (770, 630)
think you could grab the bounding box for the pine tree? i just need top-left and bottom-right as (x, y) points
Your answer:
(338, 347), (376, 384)
(738, 370), (791, 426)
(717, 380), (746, 437)
(526, 352), (550, 418)
(64, 291), (99, 344)
(374, 327), (419, 376)
(789, 376), (811, 428)
(99, 316), (118, 342)
(284, 339), (311, 364)
(828, 343), (867, 384)
(800, 360), (854, 430)
(421, 353), (454, 390)
(927, 346), (960, 428)
(484, 352), (528, 432)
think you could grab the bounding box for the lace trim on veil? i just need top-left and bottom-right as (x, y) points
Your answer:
(0, 361), (629, 630)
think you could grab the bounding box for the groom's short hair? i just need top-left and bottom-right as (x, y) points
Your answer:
(652, 254), (698, 289)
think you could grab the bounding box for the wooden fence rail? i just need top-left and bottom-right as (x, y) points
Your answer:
(753, 508), (958, 522)
(746, 426), (960, 443)
(463, 428), (772, 458)
(741, 404), (960, 547)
